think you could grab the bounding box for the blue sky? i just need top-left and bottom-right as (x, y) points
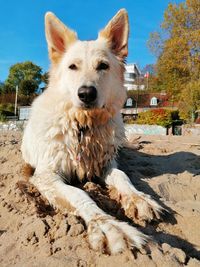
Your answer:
(0, 0), (183, 82)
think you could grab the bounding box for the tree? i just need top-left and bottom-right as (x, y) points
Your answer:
(41, 71), (49, 86)
(5, 61), (43, 95)
(142, 64), (156, 76)
(0, 83), (13, 94)
(148, 0), (200, 121)
(40, 71), (49, 91)
(0, 82), (4, 94)
(179, 80), (200, 121)
(19, 80), (38, 96)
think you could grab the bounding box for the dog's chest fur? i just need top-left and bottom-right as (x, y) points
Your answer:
(75, 124), (117, 181)
(56, 118), (123, 182)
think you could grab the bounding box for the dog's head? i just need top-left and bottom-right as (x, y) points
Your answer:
(45, 9), (129, 117)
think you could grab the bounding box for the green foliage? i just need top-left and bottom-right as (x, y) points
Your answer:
(19, 80), (37, 96)
(0, 112), (7, 122)
(5, 61), (42, 95)
(0, 82), (4, 94)
(0, 103), (15, 121)
(136, 109), (179, 128)
(41, 72), (49, 86)
(0, 103), (15, 114)
(3, 103), (14, 113)
(0, 83), (13, 94)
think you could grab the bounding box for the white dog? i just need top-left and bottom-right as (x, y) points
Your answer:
(21, 9), (162, 254)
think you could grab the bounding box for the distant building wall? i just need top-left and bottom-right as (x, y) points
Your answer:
(18, 106), (31, 120)
(125, 124), (167, 136)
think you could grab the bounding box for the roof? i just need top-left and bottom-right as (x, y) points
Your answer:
(126, 93), (178, 109)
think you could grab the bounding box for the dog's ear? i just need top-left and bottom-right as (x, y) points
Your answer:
(98, 9), (129, 60)
(45, 12), (77, 63)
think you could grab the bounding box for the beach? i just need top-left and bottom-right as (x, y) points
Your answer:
(0, 131), (200, 267)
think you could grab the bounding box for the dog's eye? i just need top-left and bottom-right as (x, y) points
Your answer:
(69, 64), (78, 70)
(96, 62), (109, 71)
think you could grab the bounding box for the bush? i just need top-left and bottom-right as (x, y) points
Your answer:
(0, 103), (15, 113)
(0, 103), (15, 121)
(136, 109), (179, 128)
(5, 103), (14, 112)
(0, 111), (7, 122)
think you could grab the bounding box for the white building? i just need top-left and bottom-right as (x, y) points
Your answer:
(124, 63), (144, 91)
(18, 106), (31, 120)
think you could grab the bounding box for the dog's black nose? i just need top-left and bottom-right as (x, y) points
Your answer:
(78, 86), (97, 104)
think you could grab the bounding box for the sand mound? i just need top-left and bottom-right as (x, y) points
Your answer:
(0, 131), (200, 267)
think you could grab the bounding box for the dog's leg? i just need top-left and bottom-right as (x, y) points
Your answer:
(105, 165), (163, 222)
(30, 171), (146, 254)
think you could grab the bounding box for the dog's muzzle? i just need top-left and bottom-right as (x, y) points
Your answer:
(78, 86), (97, 107)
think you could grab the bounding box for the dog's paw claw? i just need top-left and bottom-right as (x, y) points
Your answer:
(87, 215), (147, 254)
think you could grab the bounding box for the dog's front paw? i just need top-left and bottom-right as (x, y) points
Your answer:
(87, 215), (146, 254)
(109, 187), (163, 223)
(121, 193), (163, 223)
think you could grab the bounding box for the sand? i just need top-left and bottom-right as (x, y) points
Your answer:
(0, 131), (200, 267)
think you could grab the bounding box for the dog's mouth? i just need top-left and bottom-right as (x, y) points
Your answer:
(80, 102), (105, 110)
(82, 103), (97, 109)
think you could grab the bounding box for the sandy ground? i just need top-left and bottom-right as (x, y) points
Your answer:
(0, 131), (200, 267)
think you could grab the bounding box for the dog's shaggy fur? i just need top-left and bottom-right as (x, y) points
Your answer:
(21, 9), (162, 254)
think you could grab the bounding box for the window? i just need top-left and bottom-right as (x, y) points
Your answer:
(124, 73), (136, 80)
(150, 97), (158, 106)
(126, 98), (133, 107)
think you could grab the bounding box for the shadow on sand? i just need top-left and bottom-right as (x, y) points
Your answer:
(116, 145), (200, 260)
